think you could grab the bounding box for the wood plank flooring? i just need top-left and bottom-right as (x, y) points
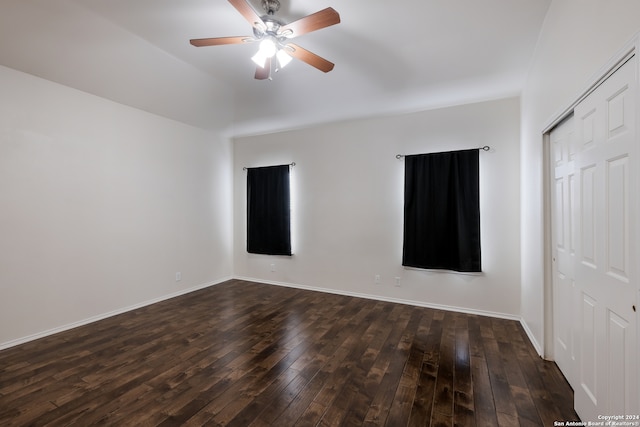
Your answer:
(0, 279), (579, 426)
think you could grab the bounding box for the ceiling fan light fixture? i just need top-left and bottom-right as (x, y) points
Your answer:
(251, 50), (267, 68)
(258, 37), (277, 58)
(276, 49), (292, 68)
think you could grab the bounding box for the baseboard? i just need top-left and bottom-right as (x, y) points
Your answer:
(519, 317), (544, 357)
(3, 276), (543, 355)
(233, 276), (522, 322)
(0, 276), (232, 351)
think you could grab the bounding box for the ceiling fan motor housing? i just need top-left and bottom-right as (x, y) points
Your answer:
(261, 0), (280, 15)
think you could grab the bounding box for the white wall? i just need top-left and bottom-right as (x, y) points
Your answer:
(234, 98), (521, 318)
(0, 65), (233, 348)
(520, 0), (640, 354)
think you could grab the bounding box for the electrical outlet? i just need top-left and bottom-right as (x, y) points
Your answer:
(175, 272), (182, 282)
(374, 274), (381, 284)
(394, 277), (401, 287)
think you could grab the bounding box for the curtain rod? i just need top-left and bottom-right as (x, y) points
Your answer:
(243, 162), (296, 171)
(395, 146), (490, 160)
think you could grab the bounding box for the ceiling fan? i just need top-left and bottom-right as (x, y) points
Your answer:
(190, 0), (340, 80)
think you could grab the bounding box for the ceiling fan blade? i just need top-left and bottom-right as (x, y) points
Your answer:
(190, 36), (253, 47)
(255, 57), (271, 80)
(280, 7), (340, 38)
(285, 43), (334, 73)
(228, 0), (265, 29)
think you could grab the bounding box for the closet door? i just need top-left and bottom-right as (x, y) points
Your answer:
(551, 114), (578, 388)
(571, 56), (638, 421)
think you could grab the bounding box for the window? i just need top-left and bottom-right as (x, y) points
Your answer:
(402, 149), (481, 272)
(246, 164), (292, 256)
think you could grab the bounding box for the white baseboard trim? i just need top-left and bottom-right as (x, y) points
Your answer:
(3, 276), (544, 357)
(0, 276), (232, 351)
(519, 317), (544, 357)
(233, 276), (522, 322)
(235, 277), (551, 352)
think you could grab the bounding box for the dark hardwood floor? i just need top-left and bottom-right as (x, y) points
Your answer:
(0, 279), (579, 426)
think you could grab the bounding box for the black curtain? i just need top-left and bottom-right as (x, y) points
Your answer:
(247, 164), (292, 256)
(403, 149), (481, 272)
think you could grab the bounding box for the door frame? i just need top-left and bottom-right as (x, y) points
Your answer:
(542, 33), (640, 409)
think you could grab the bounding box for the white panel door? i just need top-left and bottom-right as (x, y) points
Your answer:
(551, 114), (578, 388)
(571, 56), (638, 421)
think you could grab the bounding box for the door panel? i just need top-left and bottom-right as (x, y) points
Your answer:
(580, 292), (597, 405)
(572, 56), (638, 420)
(608, 310), (629, 416)
(606, 155), (629, 281)
(580, 164), (597, 267)
(552, 55), (638, 421)
(551, 114), (578, 387)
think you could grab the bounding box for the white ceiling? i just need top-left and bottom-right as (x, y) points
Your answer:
(0, 0), (551, 137)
